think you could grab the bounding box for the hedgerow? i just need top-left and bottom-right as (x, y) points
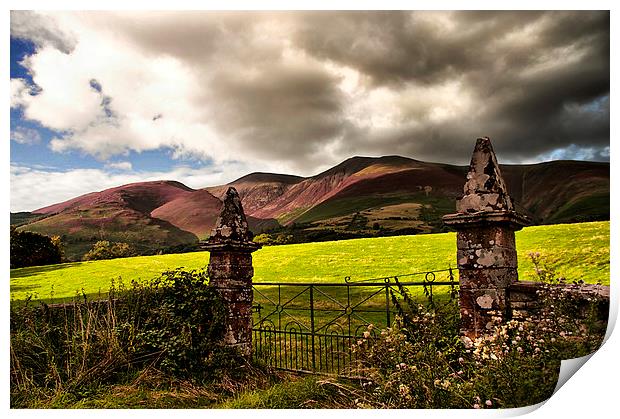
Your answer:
(9, 269), (243, 407)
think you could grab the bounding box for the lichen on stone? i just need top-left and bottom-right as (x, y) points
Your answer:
(457, 137), (514, 213)
(476, 294), (494, 309)
(208, 187), (252, 244)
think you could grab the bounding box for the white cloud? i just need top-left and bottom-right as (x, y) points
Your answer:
(10, 78), (32, 108)
(10, 10), (77, 53)
(10, 11), (329, 169)
(17, 46), (105, 133)
(11, 12), (234, 162)
(10, 126), (42, 145)
(103, 161), (132, 171)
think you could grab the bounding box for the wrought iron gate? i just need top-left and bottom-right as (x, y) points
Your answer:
(252, 269), (458, 377)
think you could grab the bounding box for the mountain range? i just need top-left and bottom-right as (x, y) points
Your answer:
(12, 156), (610, 261)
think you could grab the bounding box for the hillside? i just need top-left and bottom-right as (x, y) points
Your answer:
(13, 156), (609, 260)
(500, 160), (610, 224)
(207, 172), (304, 215)
(248, 156), (425, 223)
(19, 181), (202, 260)
(16, 180), (281, 261)
(33, 180), (194, 215)
(151, 188), (279, 239)
(213, 156), (609, 242)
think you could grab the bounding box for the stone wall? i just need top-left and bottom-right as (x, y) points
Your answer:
(507, 281), (609, 324)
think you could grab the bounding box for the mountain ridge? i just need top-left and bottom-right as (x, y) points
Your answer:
(13, 155), (609, 260)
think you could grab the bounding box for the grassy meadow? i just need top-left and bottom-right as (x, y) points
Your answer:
(9, 221), (609, 303)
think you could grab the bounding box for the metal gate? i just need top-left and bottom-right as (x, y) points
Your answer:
(252, 268), (458, 377)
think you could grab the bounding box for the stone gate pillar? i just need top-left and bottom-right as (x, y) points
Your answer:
(443, 137), (529, 339)
(202, 187), (261, 357)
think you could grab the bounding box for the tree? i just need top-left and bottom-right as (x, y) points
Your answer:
(10, 227), (62, 268)
(82, 240), (135, 261)
(50, 235), (65, 262)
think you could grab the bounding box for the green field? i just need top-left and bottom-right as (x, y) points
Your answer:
(10, 221), (610, 303)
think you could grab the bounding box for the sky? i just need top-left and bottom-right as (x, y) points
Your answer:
(9, 10), (610, 212)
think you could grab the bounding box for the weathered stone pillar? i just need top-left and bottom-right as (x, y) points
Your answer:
(201, 187), (261, 357)
(443, 137), (529, 339)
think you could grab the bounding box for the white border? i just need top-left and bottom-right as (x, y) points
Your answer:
(3, 2), (616, 417)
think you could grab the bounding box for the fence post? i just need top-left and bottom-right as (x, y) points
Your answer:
(385, 285), (391, 326)
(202, 187), (261, 357)
(309, 285), (316, 372)
(443, 137), (530, 339)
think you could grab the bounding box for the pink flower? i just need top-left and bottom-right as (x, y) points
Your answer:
(485, 400), (493, 407)
(398, 384), (410, 396)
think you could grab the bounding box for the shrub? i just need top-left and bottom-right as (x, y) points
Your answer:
(528, 251), (562, 283)
(10, 227), (62, 268)
(253, 233), (274, 245)
(253, 233), (294, 246)
(154, 243), (201, 255)
(274, 233), (294, 245)
(82, 240), (135, 261)
(352, 278), (606, 409)
(129, 269), (228, 377)
(527, 251), (607, 352)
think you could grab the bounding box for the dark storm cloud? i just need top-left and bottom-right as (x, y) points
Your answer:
(290, 11), (609, 164)
(293, 11), (544, 86)
(207, 62), (346, 162)
(103, 11), (282, 66)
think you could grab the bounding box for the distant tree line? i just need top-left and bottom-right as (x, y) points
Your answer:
(82, 241), (136, 261)
(253, 233), (295, 246)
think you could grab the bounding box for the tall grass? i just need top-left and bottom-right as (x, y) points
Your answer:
(11, 291), (138, 404)
(10, 269), (229, 408)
